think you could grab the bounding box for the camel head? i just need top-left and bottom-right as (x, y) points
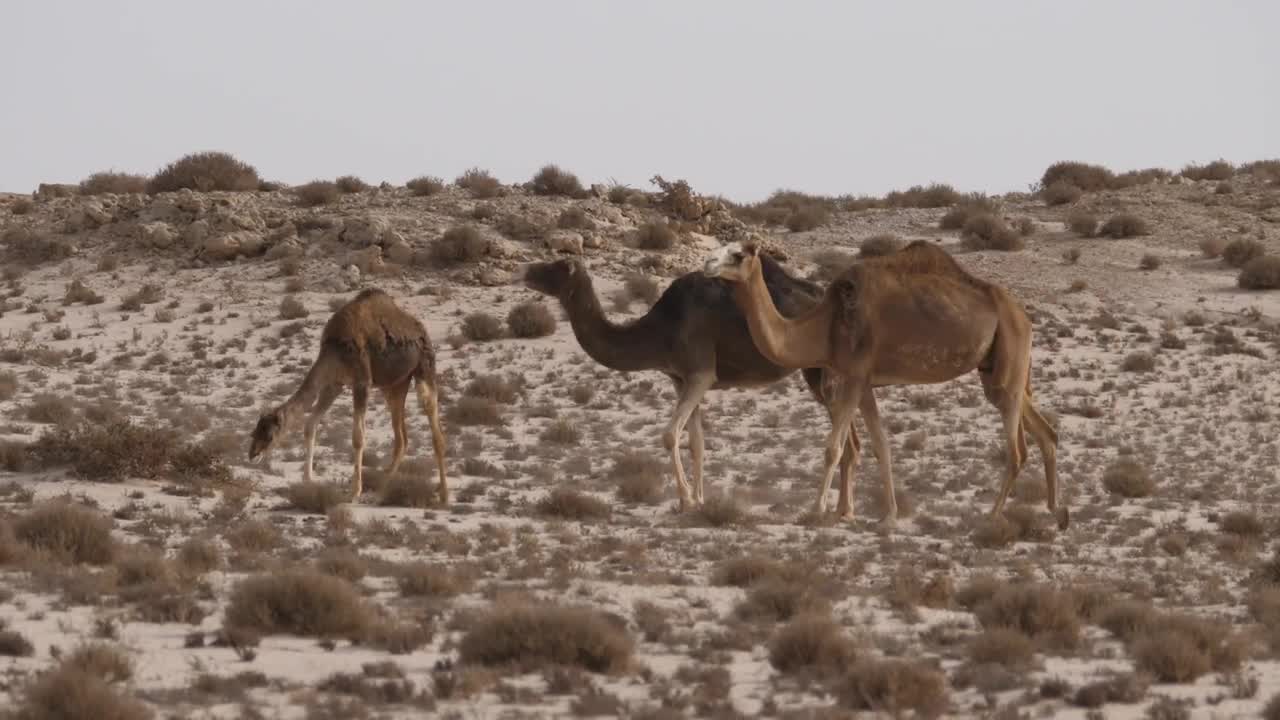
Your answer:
(516, 258), (584, 299)
(248, 411), (283, 462)
(702, 241), (761, 283)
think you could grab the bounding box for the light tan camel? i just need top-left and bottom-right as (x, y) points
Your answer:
(517, 257), (893, 520)
(248, 288), (448, 502)
(703, 239), (1063, 528)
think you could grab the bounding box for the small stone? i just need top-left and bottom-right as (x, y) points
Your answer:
(137, 222), (176, 249)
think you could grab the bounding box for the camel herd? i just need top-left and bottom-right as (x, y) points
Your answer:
(249, 239), (1063, 530)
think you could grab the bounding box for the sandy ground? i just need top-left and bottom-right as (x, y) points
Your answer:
(1, 172), (1280, 718)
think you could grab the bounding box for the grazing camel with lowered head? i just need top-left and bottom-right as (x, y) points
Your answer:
(516, 256), (895, 520)
(248, 288), (448, 503)
(703, 239), (1062, 528)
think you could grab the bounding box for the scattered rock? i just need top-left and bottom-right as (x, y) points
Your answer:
(347, 245), (384, 274)
(183, 219), (210, 247)
(137, 222), (176, 249)
(546, 230), (584, 255)
(479, 267), (512, 286)
(582, 232), (605, 250)
(342, 216), (392, 247)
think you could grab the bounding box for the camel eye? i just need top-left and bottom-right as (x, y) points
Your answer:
(730, 252), (743, 261)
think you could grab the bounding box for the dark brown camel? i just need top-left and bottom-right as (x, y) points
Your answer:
(248, 288), (448, 503)
(516, 256), (894, 520)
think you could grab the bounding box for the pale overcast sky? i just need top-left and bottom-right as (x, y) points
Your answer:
(2, 1), (1276, 200)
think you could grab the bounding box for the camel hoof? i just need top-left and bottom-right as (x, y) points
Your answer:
(1056, 507), (1070, 531)
(836, 511), (856, 523)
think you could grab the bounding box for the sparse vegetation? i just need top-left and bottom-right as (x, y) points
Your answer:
(1098, 213), (1148, 239)
(334, 175), (368, 193)
(536, 487), (609, 520)
(79, 171), (147, 195)
(768, 614), (859, 676)
(529, 164), (585, 197)
(13, 499), (115, 565)
(456, 167), (503, 198)
(432, 225), (489, 264)
(147, 151), (260, 193)
(1066, 211), (1098, 238)
(1239, 255), (1280, 290)
(406, 175), (445, 196)
(1042, 181), (1083, 206)
(1181, 159), (1234, 181)
(635, 221), (677, 250)
(1102, 458), (1154, 498)
(1222, 237), (1265, 267)
(960, 213), (1024, 251)
(458, 602), (633, 673)
(507, 301), (556, 338)
(461, 312), (504, 341)
(224, 570), (372, 638)
(294, 180), (340, 207)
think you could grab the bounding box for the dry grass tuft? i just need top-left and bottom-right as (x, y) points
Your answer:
(635, 221), (678, 251)
(540, 418), (581, 445)
(529, 165), (585, 197)
(294, 180), (340, 207)
(432, 225), (489, 265)
(1041, 181), (1083, 206)
(1121, 350), (1156, 372)
(1102, 458), (1154, 498)
(406, 175), (445, 196)
(64, 643), (134, 683)
(459, 602), (633, 673)
(456, 167), (503, 199)
(334, 175), (368, 193)
(14, 499), (115, 564)
(611, 451), (665, 505)
(11, 663), (153, 720)
(961, 213), (1024, 251)
(1098, 213), (1148, 238)
(837, 657), (949, 718)
(507, 301), (556, 338)
(1239, 255), (1280, 290)
(1066, 211), (1098, 238)
(1181, 160), (1234, 181)
(535, 487), (610, 521)
(768, 614), (858, 676)
(464, 374), (520, 404)
(79, 171), (147, 195)
(281, 481), (347, 515)
(461, 312), (504, 341)
(224, 570), (373, 638)
(147, 151), (259, 193)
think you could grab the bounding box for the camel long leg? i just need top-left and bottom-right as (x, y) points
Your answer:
(688, 405), (706, 504)
(663, 373), (715, 512)
(816, 377), (864, 515)
(859, 390), (896, 526)
(383, 379), (411, 476)
(984, 372), (1028, 517)
(1020, 393), (1060, 517)
(350, 381), (370, 498)
(812, 370), (861, 522)
(303, 385), (343, 483)
(414, 378), (448, 504)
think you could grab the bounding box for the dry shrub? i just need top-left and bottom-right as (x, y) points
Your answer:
(279, 295), (307, 319)
(26, 393), (76, 426)
(316, 547), (367, 583)
(147, 151), (259, 193)
(224, 570), (372, 638)
(971, 505), (1057, 548)
(175, 536), (222, 576)
(281, 481), (346, 515)
(334, 175), (368, 193)
(1098, 213), (1148, 238)
(461, 312), (503, 341)
(1041, 161), (1114, 192)
(11, 664), (153, 720)
(447, 397), (503, 426)
(1223, 239), (1267, 268)
(961, 213), (1024, 251)
(1239, 255), (1280, 290)
(64, 643), (133, 683)
(938, 195), (998, 230)
(541, 418), (581, 445)
(0, 370), (16, 401)
(529, 164), (585, 197)
(378, 474), (437, 509)
(64, 278), (105, 305)
(0, 441), (27, 473)
(623, 273), (659, 305)
(1130, 613), (1244, 682)
(10, 198), (34, 215)
(884, 183), (961, 208)
(837, 657), (949, 718)
(431, 225), (489, 265)
(1139, 254), (1161, 271)
(507, 301), (556, 338)
(1066, 211), (1098, 238)
(536, 487), (609, 521)
(860, 234), (903, 258)
(1072, 672), (1150, 708)
(464, 374), (519, 404)
(768, 614), (858, 676)
(557, 206), (592, 230)
(496, 213), (543, 241)
(14, 499), (115, 565)
(294, 180), (340, 207)
(0, 629), (35, 657)
(1180, 160), (1234, 181)
(688, 494), (751, 528)
(1200, 237), (1227, 258)
(1121, 351), (1155, 372)
(1219, 510), (1264, 539)
(735, 580), (829, 623)
(26, 421), (229, 484)
(810, 248), (855, 283)
(972, 583), (1080, 651)
(1102, 458), (1154, 498)
(635, 222), (677, 250)
(1041, 181), (1082, 206)
(458, 602), (633, 673)
(406, 175), (445, 196)
(395, 561), (465, 597)
(456, 167), (502, 199)
(3, 227), (73, 265)
(79, 171), (146, 195)
(968, 627), (1034, 669)
(611, 451), (664, 505)
(714, 555), (799, 588)
(785, 205), (830, 232)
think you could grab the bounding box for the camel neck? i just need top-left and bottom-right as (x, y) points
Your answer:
(275, 352), (332, 427)
(559, 273), (666, 373)
(734, 262), (831, 369)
